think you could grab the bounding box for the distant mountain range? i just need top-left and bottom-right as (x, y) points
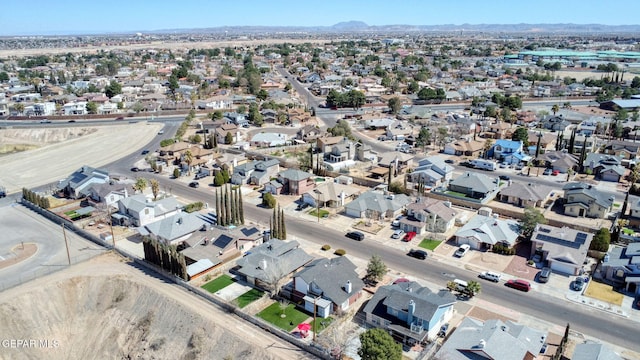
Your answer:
(146, 21), (640, 35)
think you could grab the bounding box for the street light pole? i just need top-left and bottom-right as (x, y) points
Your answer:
(61, 223), (71, 265)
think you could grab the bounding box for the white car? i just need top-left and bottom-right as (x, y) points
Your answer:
(479, 271), (501, 282)
(454, 244), (471, 258)
(391, 230), (405, 239)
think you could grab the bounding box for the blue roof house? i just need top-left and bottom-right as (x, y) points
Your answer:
(490, 140), (523, 163)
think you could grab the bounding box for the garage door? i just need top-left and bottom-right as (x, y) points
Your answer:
(550, 260), (577, 275)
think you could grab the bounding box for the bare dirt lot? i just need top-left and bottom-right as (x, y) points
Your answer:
(0, 122), (162, 194)
(0, 253), (309, 360)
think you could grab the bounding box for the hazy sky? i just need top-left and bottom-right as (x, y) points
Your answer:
(2, 0), (639, 36)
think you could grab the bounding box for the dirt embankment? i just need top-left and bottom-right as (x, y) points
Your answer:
(0, 128), (98, 155)
(0, 274), (279, 360)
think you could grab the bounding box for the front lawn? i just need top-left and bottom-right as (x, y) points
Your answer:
(622, 227), (635, 235)
(310, 316), (334, 334)
(201, 274), (236, 294)
(257, 302), (310, 331)
(445, 191), (467, 198)
(584, 280), (624, 306)
(309, 209), (329, 218)
(419, 238), (442, 251)
(234, 288), (264, 308)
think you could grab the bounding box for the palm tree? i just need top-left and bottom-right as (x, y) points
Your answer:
(133, 178), (147, 193)
(551, 104), (559, 116)
(150, 179), (160, 201)
(183, 150), (194, 175)
(13, 103), (25, 115)
(483, 139), (493, 159)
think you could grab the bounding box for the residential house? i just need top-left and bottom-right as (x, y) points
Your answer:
(62, 101), (87, 115)
(293, 257), (364, 318)
(571, 134), (597, 156)
(261, 109), (278, 124)
(297, 125), (323, 142)
(603, 139), (640, 165)
(538, 150), (578, 173)
(142, 212), (207, 246)
(181, 226), (264, 266)
(362, 281), (456, 344)
(264, 169), (315, 196)
(344, 190), (411, 220)
(235, 239), (314, 290)
(455, 212), (520, 251)
(317, 136), (344, 153)
(377, 152), (414, 174)
(250, 132), (288, 147)
(629, 196), (640, 221)
(301, 181), (360, 208)
(87, 183), (129, 209)
(530, 224), (593, 275)
(448, 171), (500, 200)
(562, 182), (614, 218)
(443, 138), (485, 157)
(490, 140), (523, 163)
(541, 114), (570, 131)
(58, 165), (110, 199)
(231, 160), (258, 185)
(224, 112), (249, 127)
(248, 159), (280, 186)
(572, 342), (623, 360)
(355, 142), (376, 162)
(435, 318), (547, 360)
(325, 141), (356, 163)
(115, 194), (180, 227)
(498, 182), (554, 208)
(401, 198), (458, 234)
(584, 154), (626, 182)
(485, 122), (511, 139)
(408, 156), (454, 189)
(526, 130), (555, 156)
(599, 243), (640, 295)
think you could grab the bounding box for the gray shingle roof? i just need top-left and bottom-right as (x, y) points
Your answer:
(236, 239), (313, 283)
(296, 257), (364, 305)
(344, 190), (411, 214)
(498, 182), (553, 202)
(279, 168), (312, 181)
(436, 318), (547, 360)
(562, 182), (614, 209)
(144, 212), (206, 242)
(571, 342), (622, 360)
(455, 215), (520, 246)
(450, 171), (498, 193)
(367, 281), (456, 323)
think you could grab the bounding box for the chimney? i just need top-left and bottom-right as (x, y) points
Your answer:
(124, 188), (129, 198)
(260, 258), (267, 270)
(407, 299), (415, 325)
(478, 339), (486, 349)
(177, 217), (183, 225)
(443, 201), (452, 208)
(345, 280), (352, 294)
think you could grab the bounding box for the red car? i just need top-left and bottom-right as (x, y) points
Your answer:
(402, 231), (417, 242)
(551, 170), (560, 176)
(506, 279), (531, 292)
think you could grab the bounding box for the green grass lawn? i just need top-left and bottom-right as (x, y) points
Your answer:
(308, 209), (329, 218)
(201, 274), (236, 294)
(310, 316), (334, 334)
(257, 303), (310, 331)
(234, 288), (264, 308)
(622, 227), (635, 235)
(419, 238), (442, 251)
(445, 191), (467, 197)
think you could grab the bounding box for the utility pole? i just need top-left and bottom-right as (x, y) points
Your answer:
(313, 296), (318, 342)
(61, 223), (71, 265)
(108, 207), (116, 249)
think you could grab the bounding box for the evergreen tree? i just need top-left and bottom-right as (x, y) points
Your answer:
(272, 206), (279, 239)
(225, 187), (231, 226)
(280, 208), (286, 240)
(238, 188), (245, 224)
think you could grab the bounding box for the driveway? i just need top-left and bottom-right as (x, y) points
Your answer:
(502, 242), (537, 282)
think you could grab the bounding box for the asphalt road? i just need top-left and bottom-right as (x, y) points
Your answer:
(0, 204), (106, 291)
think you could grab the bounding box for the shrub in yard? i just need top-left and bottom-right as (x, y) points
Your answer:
(321, 244), (331, 251)
(334, 249), (346, 256)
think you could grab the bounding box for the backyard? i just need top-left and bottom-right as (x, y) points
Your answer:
(233, 288), (265, 308)
(257, 302), (310, 331)
(201, 274), (236, 294)
(584, 280), (624, 306)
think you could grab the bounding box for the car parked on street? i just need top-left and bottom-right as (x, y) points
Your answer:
(552, 170), (560, 176)
(543, 168), (552, 175)
(499, 175), (510, 181)
(189, 181), (199, 188)
(479, 271), (501, 282)
(346, 231), (365, 241)
(572, 277), (585, 291)
(407, 249), (428, 260)
(506, 279), (531, 292)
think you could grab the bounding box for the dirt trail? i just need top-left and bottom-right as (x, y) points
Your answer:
(0, 252), (310, 360)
